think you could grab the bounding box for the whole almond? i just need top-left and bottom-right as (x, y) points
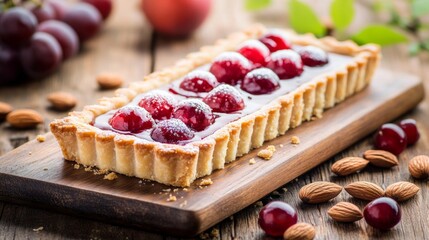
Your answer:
(385, 181), (420, 202)
(299, 181), (342, 204)
(344, 181), (384, 201)
(96, 73), (123, 89)
(327, 202), (363, 222)
(408, 155), (429, 179)
(331, 157), (369, 176)
(6, 109), (43, 129)
(47, 92), (77, 111)
(283, 223), (315, 240)
(0, 102), (13, 120)
(363, 150), (398, 168)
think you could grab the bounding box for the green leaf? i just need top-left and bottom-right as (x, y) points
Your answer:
(412, 0), (429, 17)
(245, 0), (271, 11)
(351, 25), (408, 46)
(330, 0), (355, 30)
(288, 0), (326, 37)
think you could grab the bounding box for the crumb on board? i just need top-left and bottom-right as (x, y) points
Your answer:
(229, 216), (234, 221)
(43, 168), (48, 171)
(257, 145), (276, 160)
(255, 201), (263, 207)
(199, 178), (213, 186)
(28, 151), (32, 155)
(103, 172), (118, 180)
(33, 226), (43, 232)
(183, 188), (189, 192)
(73, 164), (80, 170)
(179, 200), (188, 208)
(36, 135), (46, 142)
(291, 136), (300, 144)
(93, 169), (108, 175)
(249, 158), (256, 165)
(138, 180), (143, 184)
(162, 188), (171, 192)
(84, 166), (92, 172)
(279, 144), (284, 148)
(282, 187), (288, 192)
(199, 233), (210, 239)
(167, 194), (177, 202)
(211, 228), (220, 238)
(173, 188), (179, 192)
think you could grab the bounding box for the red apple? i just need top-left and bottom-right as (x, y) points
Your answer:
(141, 0), (211, 37)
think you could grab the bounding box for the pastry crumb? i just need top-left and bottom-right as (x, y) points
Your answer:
(36, 135), (46, 142)
(33, 226), (43, 232)
(162, 188), (171, 192)
(282, 187), (288, 192)
(179, 200), (188, 208)
(104, 172), (118, 180)
(138, 180), (143, 184)
(257, 145), (276, 160)
(279, 144), (284, 148)
(291, 136), (300, 144)
(28, 151), (32, 155)
(255, 201), (263, 207)
(199, 178), (213, 186)
(183, 188), (189, 192)
(173, 188), (179, 192)
(93, 169), (108, 175)
(229, 216), (234, 221)
(249, 158), (256, 165)
(43, 168), (48, 171)
(84, 166), (92, 172)
(199, 233), (210, 239)
(167, 194), (177, 202)
(210, 228), (220, 238)
(73, 164), (80, 170)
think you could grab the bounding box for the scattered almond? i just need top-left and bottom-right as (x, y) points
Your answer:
(385, 181), (420, 202)
(47, 92), (77, 111)
(327, 202), (363, 223)
(331, 157), (369, 176)
(6, 109), (43, 129)
(0, 102), (13, 120)
(283, 222), (315, 240)
(408, 155), (429, 179)
(299, 181), (342, 204)
(345, 181), (384, 201)
(291, 136), (300, 144)
(257, 145), (276, 160)
(363, 150), (398, 168)
(96, 73), (124, 89)
(36, 134), (46, 142)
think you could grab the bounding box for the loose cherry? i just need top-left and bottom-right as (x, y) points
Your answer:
(138, 90), (176, 120)
(179, 70), (217, 93)
(209, 52), (251, 85)
(203, 84), (245, 113)
(266, 50), (304, 79)
(297, 46), (329, 67)
(109, 106), (154, 133)
(374, 123), (407, 155)
(240, 68), (280, 95)
(399, 119), (420, 145)
(364, 197), (401, 231)
(259, 31), (291, 53)
(237, 39), (270, 67)
(150, 119), (194, 144)
(172, 99), (214, 131)
(258, 201), (298, 237)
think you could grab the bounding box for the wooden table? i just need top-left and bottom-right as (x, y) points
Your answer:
(0, 0), (428, 239)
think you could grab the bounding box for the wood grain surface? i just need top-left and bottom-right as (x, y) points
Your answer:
(1, 0), (428, 239)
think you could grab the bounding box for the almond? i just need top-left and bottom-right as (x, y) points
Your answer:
(408, 155), (429, 179)
(299, 181), (342, 204)
(6, 109), (43, 129)
(96, 73), (124, 89)
(331, 157), (369, 176)
(283, 222), (315, 240)
(327, 202), (363, 222)
(47, 92), (77, 111)
(345, 181), (384, 201)
(363, 150), (398, 168)
(0, 101), (13, 120)
(385, 181), (420, 202)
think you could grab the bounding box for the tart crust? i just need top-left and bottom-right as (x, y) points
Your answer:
(50, 24), (381, 187)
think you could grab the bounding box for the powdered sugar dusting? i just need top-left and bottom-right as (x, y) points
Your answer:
(246, 68), (279, 81)
(175, 99), (212, 115)
(185, 70), (217, 82)
(213, 52), (252, 68)
(299, 46), (328, 62)
(237, 39), (270, 56)
(270, 49), (301, 63)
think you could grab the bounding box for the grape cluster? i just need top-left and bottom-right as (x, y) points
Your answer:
(0, 0), (113, 85)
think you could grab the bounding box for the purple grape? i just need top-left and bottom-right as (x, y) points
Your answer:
(0, 7), (37, 47)
(62, 3), (102, 42)
(46, 0), (69, 19)
(38, 20), (79, 60)
(31, 3), (56, 23)
(0, 42), (21, 84)
(20, 32), (62, 79)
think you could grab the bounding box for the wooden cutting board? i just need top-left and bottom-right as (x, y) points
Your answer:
(0, 69), (424, 237)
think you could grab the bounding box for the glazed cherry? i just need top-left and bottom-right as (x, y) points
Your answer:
(399, 119), (420, 145)
(374, 123), (407, 155)
(259, 32), (292, 53)
(240, 68), (280, 95)
(109, 106), (154, 133)
(203, 84), (245, 113)
(209, 52), (251, 85)
(179, 70), (217, 93)
(138, 90), (176, 120)
(172, 99), (214, 131)
(150, 119), (194, 144)
(258, 201), (298, 237)
(237, 39), (270, 67)
(266, 50), (304, 79)
(364, 197), (401, 231)
(297, 46), (329, 67)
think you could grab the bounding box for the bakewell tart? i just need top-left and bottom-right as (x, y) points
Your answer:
(50, 24), (381, 187)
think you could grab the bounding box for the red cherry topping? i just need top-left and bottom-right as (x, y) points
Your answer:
(179, 70), (218, 93)
(138, 90), (176, 120)
(173, 99), (214, 131)
(374, 123), (407, 155)
(240, 68), (280, 95)
(364, 197), (401, 230)
(109, 106), (154, 133)
(237, 39), (270, 67)
(266, 50), (304, 79)
(399, 119), (420, 145)
(203, 84), (245, 113)
(258, 201), (298, 237)
(209, 52), (251, 85)
(150, 119), (194, 144)
(259, 31), (292, 53)
(297, 46), (329, 67)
